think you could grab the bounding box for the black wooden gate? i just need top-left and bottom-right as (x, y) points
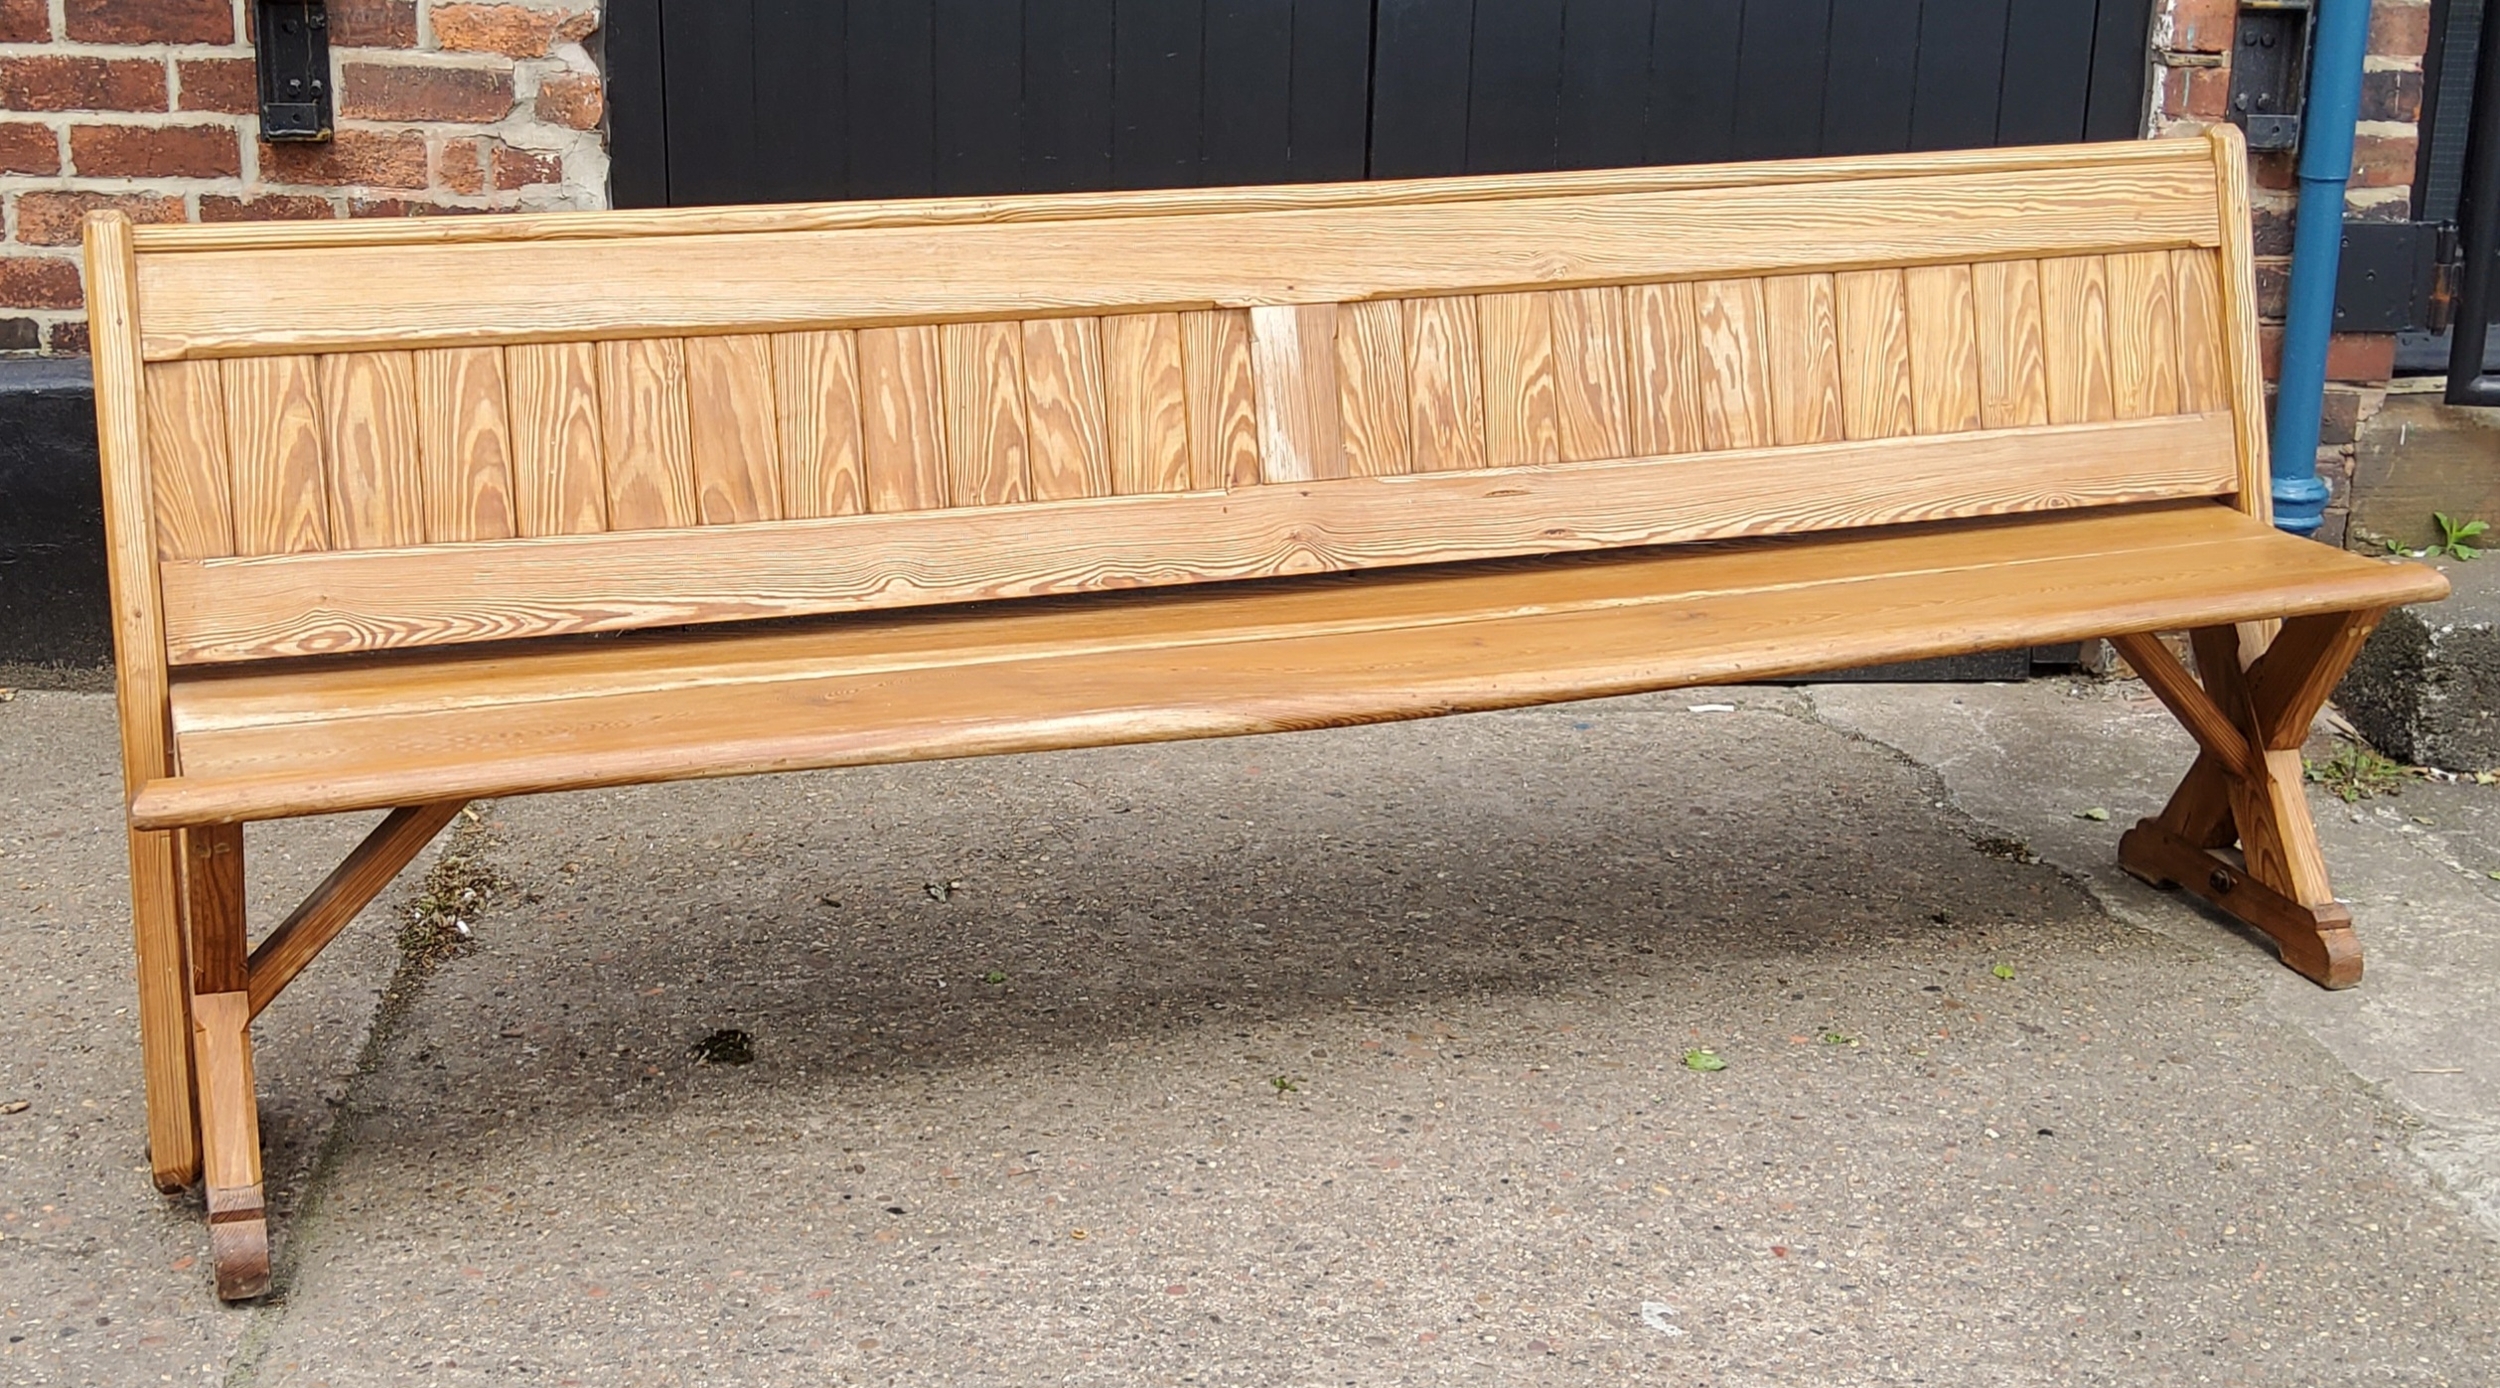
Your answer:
(605, 0), (2155, 209)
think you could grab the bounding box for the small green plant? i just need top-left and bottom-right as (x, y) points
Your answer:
(1991, 962), (2017, 981)
(1681, 1048), (1727, 1073)
(2435, 512), (2489, 561)
(982, 970), (1008, 985)
(2305, 743), (2408, 803)
(1270, 1074), (1300, 1096)
(1819, 1031), (1858, 1047)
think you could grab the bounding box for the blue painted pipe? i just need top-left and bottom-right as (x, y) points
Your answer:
(2269, 0), (2374, 537)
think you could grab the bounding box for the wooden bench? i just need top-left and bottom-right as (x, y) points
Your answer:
(83, 126), (2446, 1299)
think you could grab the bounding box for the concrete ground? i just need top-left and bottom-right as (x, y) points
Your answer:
(2, 677), (2496, 1386)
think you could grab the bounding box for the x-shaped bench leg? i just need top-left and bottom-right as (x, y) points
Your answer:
(2111, 611), (2385, 988)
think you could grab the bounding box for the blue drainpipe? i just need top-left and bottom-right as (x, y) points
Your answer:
(2269, 0), (2374, 536)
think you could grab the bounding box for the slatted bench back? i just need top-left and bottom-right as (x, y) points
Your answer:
(92, 132), (2263, 668)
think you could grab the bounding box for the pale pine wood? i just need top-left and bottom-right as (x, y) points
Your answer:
(413, 347), (517, 544)
(770, 330), (867, 519)
(318, 351), (426, 550)
(2209, 124), (2271, 518)
(1625, 282), (1708, 455)
(1402, 295), (1488, 472)
(1763, 273), (1844, 447)
(1835, 269), (1915, 441)
(2173, 249), (2230, 415)
(1549, 287), (1632, 463)
(1478, 291), (1562, 467)
(2107, 250), (2183, 420)
(2040, 255), (2116, 425)
(223, 355), (330, 555)
(1099, 313), (1186, 496)
(143, 359), (235, 560)
(2108, 632), (2258, 776)
(1902, 264), (1983, 435)
(1974, 259), (2050, 429)
(247, 802), (465, 1017)
(595, 337), (698, 529)
(1249, 303), (1345, 483)
(1182, 309), (1260, 490)
(159, 414), (2243, 665)
(857, 325), (949, 512)
(1335, 298), (1413, 477)
(1694, 278), (1773, 451)
(940, 321), (1031, 507)
(190, 989), (266, 1300)
(683, 333), (784, 524)
(1025, 316), (1117, 500)
(504, 341), (610, 537)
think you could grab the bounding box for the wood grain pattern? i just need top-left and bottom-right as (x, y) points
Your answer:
(2209, 125), (2271, 517)
(1626, 282), (1707, 456)
(683, 333), (784, 523)
(1694, 278), (1773, 451)
(1335, 299), (1412, 478)
(1182, 309), (1260, 490)
(1762, 274), (1844, 447)
(595, 337), (698, 529)
(413, 347), (516, 543)
(771, 330), (866, 519)
(857, 325), (949, 512)
(1100, 313), (1187, 496)
(245, 802), (464, 1017)
(1249, 303), (1345, 483)
(159, 413), (2244, 665)
(1902, 264), (1983, 435)
(2039, 255), (2115, 426)
(143, 359), (235, 560)
(504, 341), (609, 537)
(1549, 287), (1632, 462)
(1973, 259), (2050, 430)
(1835, 269), (1915, 441)
(1025, 316), (1116, 500)
(318, 351), (425, 550)
(1478, 291), (1561, 467)
(222, 355), (330, 556)
(2107, 250), (2182, 420)
(941, 321), (1030, 507)
(1402, 295), (1487, 473)
(2172, 248), (2229, 414)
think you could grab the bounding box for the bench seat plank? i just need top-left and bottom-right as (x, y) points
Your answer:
(135, 501), (2443, 829)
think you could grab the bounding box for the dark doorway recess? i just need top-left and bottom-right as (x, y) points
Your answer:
(605, 0), (2155, 209)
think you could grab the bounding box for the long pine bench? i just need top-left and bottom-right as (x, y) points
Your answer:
(83, 126), (2446, 1299)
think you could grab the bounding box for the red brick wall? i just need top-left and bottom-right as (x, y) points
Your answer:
(0, 0), (605, 354)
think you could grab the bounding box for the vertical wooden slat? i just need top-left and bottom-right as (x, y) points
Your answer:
(1477, 290), (1561, 467)
(2108, 249), (2183, 420)
(1693, 277), (1773, 451)
(1182, 308), (1261, 490)
(142, 359), (234, 560)
(1761, 273), (1844, 447)
(413, 346), (516, 544)
(857, 324), (949, 513)
(2173, 248), (2231, 415)
(2209, 125), (2273, 518)
(595, 337), (698, 529)
(223, 356), (330, 556)
(1025, 316), (1116, 501)
(771, 329), (866, 520)
(1834, 269), (1915, 441)
(1335, 299), (1412, 477)
(939, 320), (1030, 506)
(2039, 254), (2115, 425)
(1549, 286), (1631, 462)
(504, 341), (609, 537)
(1902, 264), (1983, 435)
(1626, 282), (1707, 456)
(1973, 258), (2050, 430)
(1098, 313), (1186, 496)
(683, 333), (784, 523)
(317, 350), (424, 550)
(1402, 294), (1487, 472)
(1248, 303), (1345, 483)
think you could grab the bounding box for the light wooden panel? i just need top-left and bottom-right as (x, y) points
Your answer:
(858, 325), (949, 513)
(771, 329), (866, 520)
(161, 413), (2239, 664)
(1835, 269), (1914, 442)
(1902, 265), (1983, 435)
(318, 351), (425, 550)
(143, 359), (235, 560)
(1478, 291), (1560, 467)
(2173, 249), (2230, 415)
(1335, 299), (1412, 478)
(1549, 287), (1631, 463)
(595, 337), (698, 529)
(221, 355), (329, 556)
(1694, 278), (1772, 451)
(1101, 313), (1186, 496)
(413, 346), (516, 543)
(940, 321), (1030, 507)
(504, 341), (609, 537)
(1182, 309), (1260, 490)
(684, 333), (783, 523)
(1973, 259), (2049, 430)
(1762, 274), (1843, 447)
(2107, 250), (2182, 421)
(1402, 295), (1486, 473)
(1250, 303), (1344, 483)
(1026, 316), (1117, 500)
(2039, 255), (2115, 426)
(1626, 282), (1707, 456)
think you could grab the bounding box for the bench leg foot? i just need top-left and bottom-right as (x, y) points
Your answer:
(2118, 820), (2363, 988)
(183, 825), (271, 1301)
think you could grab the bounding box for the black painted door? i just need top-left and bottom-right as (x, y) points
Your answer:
(606, 0), (2154, 208)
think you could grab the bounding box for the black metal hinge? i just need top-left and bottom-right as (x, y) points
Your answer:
(2229, 1), (2314, 151)
(255, 0), (332, 143)
(2332, 221), (2451, 335)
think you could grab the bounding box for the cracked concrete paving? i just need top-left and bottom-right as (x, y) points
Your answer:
(4, 680), (2498, 1386)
